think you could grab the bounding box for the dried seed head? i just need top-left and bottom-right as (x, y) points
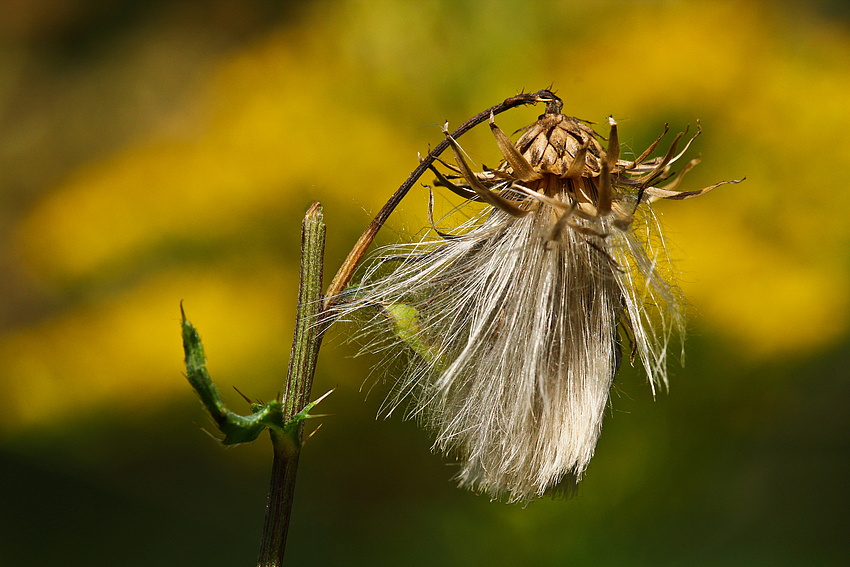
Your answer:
(338, 94), (742, 503)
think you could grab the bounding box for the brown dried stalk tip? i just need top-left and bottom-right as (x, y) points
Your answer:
(323, 89), (562, 308)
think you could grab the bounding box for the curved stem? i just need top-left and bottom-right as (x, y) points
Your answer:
(323, 89), (560, 310)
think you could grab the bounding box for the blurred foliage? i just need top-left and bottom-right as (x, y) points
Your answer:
(0, 0), (848, 565)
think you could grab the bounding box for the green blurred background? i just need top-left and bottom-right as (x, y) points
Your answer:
(1, 0), (848, 565)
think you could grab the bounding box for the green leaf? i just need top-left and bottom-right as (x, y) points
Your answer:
(181, 304), (330, 447)
(382, 303), (439, 364)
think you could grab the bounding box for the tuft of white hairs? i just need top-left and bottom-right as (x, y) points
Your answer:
(334, 104), (736, 503)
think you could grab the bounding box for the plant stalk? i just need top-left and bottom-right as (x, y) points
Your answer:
(323, 88), (559, 310)
(257, 202), (326, 566)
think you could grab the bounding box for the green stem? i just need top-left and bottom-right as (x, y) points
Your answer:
(257, 202), (326, 567)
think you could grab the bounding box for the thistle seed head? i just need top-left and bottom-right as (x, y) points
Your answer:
(338, 93), (742, 503)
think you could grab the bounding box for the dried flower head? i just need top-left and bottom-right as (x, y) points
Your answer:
(338, 93), (740, 503)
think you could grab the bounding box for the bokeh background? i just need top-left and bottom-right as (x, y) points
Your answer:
(1, 0), (848, 565)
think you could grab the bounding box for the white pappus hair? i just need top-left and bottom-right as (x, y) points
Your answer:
(336, 95), (740, 503)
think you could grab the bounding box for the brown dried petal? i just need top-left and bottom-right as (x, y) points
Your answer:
(442, 126), (529, 218)
(489, 114), (541, 183)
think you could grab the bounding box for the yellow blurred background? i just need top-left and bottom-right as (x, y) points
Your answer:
(1, 1), (848, 565)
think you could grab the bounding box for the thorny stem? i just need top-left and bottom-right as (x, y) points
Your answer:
(323, 89), (560, 311)
(257, 202), (325, 567)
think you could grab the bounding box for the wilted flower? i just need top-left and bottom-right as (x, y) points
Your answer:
(339, 93), (740, 503)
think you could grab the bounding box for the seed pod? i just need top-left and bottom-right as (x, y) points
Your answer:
(340, 94), (741, 503)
